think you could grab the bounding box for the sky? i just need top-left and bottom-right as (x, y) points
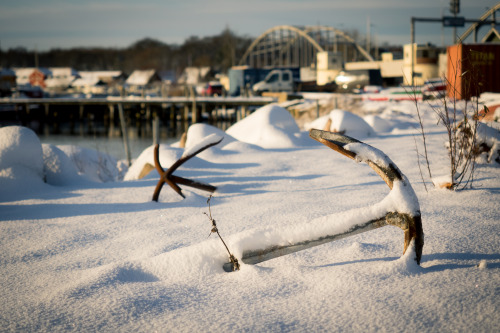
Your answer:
(0, 0), (498, 52)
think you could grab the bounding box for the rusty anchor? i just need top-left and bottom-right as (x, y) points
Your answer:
(152, 135), (223, 201)
(223, 129), (424, 271)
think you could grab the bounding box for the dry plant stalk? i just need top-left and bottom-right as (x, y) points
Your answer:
(204, 195), (240, 271)
(412, 46), (484, 191)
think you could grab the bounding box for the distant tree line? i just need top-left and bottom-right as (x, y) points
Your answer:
(1, 27), (401, 76)
(0, 28), (253, 76)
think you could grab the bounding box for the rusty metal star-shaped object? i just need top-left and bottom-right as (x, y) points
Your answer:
(152, 137), (223, 201)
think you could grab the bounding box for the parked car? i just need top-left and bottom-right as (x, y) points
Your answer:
(334, 69), (383, 93)
(203, 81), (224, 96)
(422, 78), (447, 99)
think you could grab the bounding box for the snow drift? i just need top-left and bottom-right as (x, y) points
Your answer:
(226, 104), (302, 148)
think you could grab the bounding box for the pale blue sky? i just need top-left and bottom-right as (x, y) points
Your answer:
(0, 0), (497, 51)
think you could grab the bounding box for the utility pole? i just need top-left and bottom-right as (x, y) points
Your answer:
(366, 16), (371, 56)
(450, 0), (460, 43)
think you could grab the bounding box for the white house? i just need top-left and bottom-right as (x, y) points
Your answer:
(44, 67), (79, 91)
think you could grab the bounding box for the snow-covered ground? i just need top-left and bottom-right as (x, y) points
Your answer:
(1, 98), (499, 332)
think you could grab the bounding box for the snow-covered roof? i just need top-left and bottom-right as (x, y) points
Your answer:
(45, 67), (78, 88)
(125, 69), (159, 86)
(71, 77), (101, 88)
(49, 67), (79, 77)
(71, 71), (123, 87)
(78, 71), (122, 81)
(178, 66), (211, 85)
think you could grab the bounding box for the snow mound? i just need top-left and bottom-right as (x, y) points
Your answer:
(328, 110), (375, 138)
(477, 122), (500, 143)
(183, 124), (262, 157)
(184, 123), (234, 151)
(183, 133), (223, 158)
(42, 144), (85, 185)
(124, 145), (183, 181)
(305, 110), (375, 138)
(58, 145), (122, 182)
(0, 126), (44, 180)
(303, 114), (330, 131)
(363, 114), (393, 133)
(226, 104), (301, 148)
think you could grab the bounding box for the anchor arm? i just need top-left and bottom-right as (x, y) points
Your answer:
(152, 135), (223, 201)
(309, 129), (403, 189)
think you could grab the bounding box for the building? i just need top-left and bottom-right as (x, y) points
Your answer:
(45, 67), (79, 92)
(124, 69), (162, 95)
(71, 71), (124, 95)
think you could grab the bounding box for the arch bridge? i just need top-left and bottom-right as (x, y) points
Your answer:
(459, 4), (500, 42)
(238, 25), (373, 68)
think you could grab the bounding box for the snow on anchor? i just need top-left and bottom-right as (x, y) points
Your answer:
(223, 129), (424, 272)
(152, 134), (223, 201)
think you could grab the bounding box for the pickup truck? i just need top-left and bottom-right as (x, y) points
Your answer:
(252, 69), (337, 95)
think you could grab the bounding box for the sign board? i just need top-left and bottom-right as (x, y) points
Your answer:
(443, 16), (465, 27)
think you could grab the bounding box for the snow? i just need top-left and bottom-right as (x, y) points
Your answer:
(0, 126), (44, 180)
(226, 104), (304, 148)
(305, 109), (375, 138)
(42, 144), (86, 186)
(1, 96), (499, 332)
(182, 133), (223, 158)
(363, 114), (393, 133)
(125, 69), (157, 86)
(57, 145), (124, 183)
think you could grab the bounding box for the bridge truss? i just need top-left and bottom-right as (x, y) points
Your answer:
(238, 25), (374, 68)
(459, 3), (500, 42)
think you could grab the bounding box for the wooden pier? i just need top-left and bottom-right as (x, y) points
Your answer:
(0, 95), (276, 164)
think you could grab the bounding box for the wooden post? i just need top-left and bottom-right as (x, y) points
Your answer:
(222, 104), (227, 130)
(79, 104), (85, 136)
(108, 104), (115, 137)
(152, 109), (160, 146)
(44, 104), (50, 136)
(24, 104), (30, 127)
(191, 98), (198, 124)
(190, 85), (198, 124)
(146, 104), (152, 137)
(117, 103), (131, 166)
(183, 103), (189, 133)
(214, 106), (219, 127)
(169, 104), (176, 138)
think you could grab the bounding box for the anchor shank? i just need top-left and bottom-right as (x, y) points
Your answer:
(241, 215), (389, 265)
